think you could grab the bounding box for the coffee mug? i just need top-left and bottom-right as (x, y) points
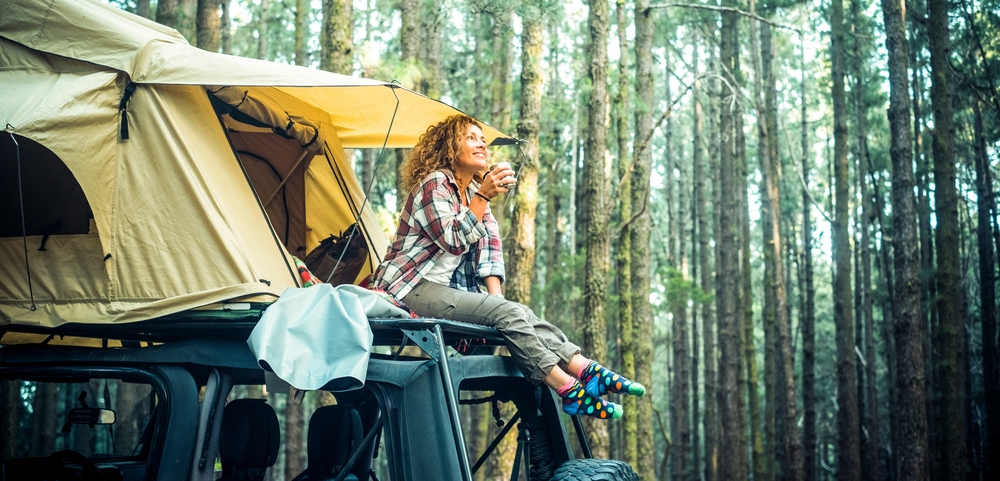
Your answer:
(495, 161), (516, 186)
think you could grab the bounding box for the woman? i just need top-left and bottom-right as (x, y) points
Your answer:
(372, 115), (644, 420)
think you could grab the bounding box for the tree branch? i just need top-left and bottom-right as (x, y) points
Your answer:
(648, 3), (802, 33)
(795, 164), (833, 224)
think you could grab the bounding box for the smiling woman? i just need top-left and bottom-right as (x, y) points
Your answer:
(371, 114), (645, 421)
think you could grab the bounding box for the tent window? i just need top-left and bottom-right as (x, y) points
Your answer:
(0, 134), (92, 239)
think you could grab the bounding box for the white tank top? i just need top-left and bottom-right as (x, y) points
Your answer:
(422, 248), (467, 285)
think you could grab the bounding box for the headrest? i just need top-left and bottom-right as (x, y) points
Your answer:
(220, 399), (280, 468)
(306, 405), (363, 475)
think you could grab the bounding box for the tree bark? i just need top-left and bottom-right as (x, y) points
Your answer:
(195, 0), (220, 52)
(612, 0), (638, 468)
(831, 0), (862, 476)
(748, 5), (775, 479)
(257, 0), (268, 60)
(799, 32), (817, 481)
(220, 0), (232, 54)
(136, 0), (151, 19)
(849, 2), (878, 477)
(155, 0), (182, 31)
(294, 0), (308, 66)
(544, 19), (563, 324)
(926, 0), (966, 476)
(909, 19), (936, 480)
(759, 12), (802, 480)
(690, 30), (703, 481)
(633, 0), (657, 477)
(670, 95), (690, 481)
(285, 395), (304, 480)
(419, 0), (443, 98)
(582, 0), (611, 457)
(880, 0), (930, 477)
(717, 7), (749, 480)
(490, 8), (513, 133)
(704, 42), (720, 481)
(973, 98), (1000, 480)
(509, 2), (542, 306)
(320, 0), (353, 74)
(0, 380), (18, 458)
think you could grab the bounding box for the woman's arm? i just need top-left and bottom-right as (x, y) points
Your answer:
(483, 276), (503, 296)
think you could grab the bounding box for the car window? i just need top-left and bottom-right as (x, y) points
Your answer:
(2, 378), (155, 459)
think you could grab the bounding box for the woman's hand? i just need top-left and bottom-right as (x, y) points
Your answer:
(477, 164), (516, 200)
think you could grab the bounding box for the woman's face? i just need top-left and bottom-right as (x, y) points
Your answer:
(453, 124), (489, 176)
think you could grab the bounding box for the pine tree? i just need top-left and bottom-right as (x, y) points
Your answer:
(879, 0), (930, 477)
(632, 0), (657, 477)
(582, 0), (611, 457)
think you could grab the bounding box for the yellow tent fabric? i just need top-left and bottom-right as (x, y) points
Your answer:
(0, 0), (512, 332)
(0, 0), (511, 147)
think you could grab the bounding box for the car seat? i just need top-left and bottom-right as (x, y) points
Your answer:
(291, 405), (365, 481)
(218, 399), (280, 481)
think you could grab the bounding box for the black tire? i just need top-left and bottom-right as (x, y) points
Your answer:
(549, 458), (639, 481)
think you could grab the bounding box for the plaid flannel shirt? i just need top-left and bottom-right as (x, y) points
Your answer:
(373, 169), (505, 301)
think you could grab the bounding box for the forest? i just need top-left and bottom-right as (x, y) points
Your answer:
(102, 0), (999, 479)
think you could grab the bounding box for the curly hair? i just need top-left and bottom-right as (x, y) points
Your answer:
(400, 114), (484, 193)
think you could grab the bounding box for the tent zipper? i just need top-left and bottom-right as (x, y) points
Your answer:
(119, 81), (138, 140)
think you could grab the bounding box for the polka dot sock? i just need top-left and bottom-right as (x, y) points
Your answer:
(557, 379), (622, 420)
(578, 361), (646, 399)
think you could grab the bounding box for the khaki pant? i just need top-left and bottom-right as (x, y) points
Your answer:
(402, 280), (581, 384)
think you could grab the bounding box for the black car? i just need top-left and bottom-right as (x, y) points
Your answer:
(1, 314), (639, 481)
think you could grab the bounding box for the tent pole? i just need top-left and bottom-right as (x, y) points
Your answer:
(263, 149), (311, 208)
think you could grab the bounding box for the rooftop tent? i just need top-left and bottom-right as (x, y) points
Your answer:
(0, 0), (514, 333)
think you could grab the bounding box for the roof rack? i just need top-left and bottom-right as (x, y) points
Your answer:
(1, 313), (507, 348)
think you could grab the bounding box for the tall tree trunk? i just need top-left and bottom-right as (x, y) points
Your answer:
(487, 7), (514, 225)
(220, 0), (232, 54)
(704, 43), (720, 481)
(285, 396), (304, 479)
(582, 0), (611, 457)
(849, 2), (878, 477)
(257, 0), (268, 60)
(759, 13), (802, 480)
(0, 381), (18, 458)
(909, 21), (936, 480)
(831, 0), (862, 476)
(544, 18), (563, 323)
(927, 0), (966, 476)
(195, 0), (220, 51)
(394, 0), (419, 212)
(880, 0), (930, 477)
(490, 8), (513, 134)
(419, 0), (442, 98)
(320, 0), (353, 74)
(871, 168), (900, 481)
(800, 33), (817, 481)
(748, 5), (775, 479)
(690, 31), (703, 481)
(156, 0), (182, 31)
(633, 1), (657, 477)
(671, 97), (690, 481)
(509, 2), (542, 306)
(136, 0), (151, 19)
(472, 10), (486, 119)
(973, 98), (1000, 480)
(612, 0), (638, 467)
(717, 7), (749, 480)
(294, 0), (308, 65)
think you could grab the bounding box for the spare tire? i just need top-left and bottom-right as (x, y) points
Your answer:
(549, 458), (639, 481)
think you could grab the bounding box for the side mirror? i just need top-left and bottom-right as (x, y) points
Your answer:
(68, 408), (116, 425)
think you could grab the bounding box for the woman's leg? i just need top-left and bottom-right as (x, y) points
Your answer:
(402, 280), (564, 384)
(566, 354), (647, 398)
(402, 281), (624, 419)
